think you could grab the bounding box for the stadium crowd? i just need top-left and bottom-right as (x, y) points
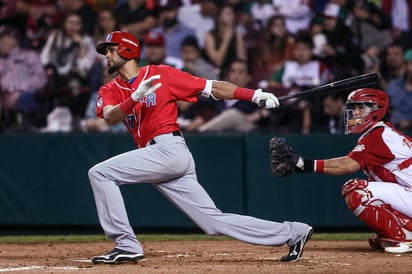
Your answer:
(0, 0), (411, 134)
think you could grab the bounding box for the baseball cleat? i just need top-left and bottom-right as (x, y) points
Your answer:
(281, 226), (313, 262)
(91, 248), (144, 264)
(368, 234), (384, 250)
(384, 241), (412, 254)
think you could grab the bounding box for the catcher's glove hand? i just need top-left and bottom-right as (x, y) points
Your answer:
(269, 137), (301, 177)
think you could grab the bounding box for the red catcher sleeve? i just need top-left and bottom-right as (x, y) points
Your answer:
(348, 127), (394, 169)
(162, 65), (207, 102)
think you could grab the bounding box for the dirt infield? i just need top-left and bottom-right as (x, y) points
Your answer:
(0, 240), (411, 273)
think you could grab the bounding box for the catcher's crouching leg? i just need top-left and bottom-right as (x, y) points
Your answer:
(341, 179), (412, 247)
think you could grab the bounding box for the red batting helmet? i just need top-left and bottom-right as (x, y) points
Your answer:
(344, 88), (389, 134)
(96, 31), (141, 60)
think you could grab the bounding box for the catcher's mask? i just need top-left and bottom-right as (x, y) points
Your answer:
(344, 88), (389, 134)
(96, 31), (141, 60)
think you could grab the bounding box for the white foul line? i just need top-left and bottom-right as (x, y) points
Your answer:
(0, 265), (82, 272)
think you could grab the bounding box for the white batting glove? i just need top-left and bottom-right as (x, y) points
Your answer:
(131, 75), (162, 101)
(252, 89), (280, 108)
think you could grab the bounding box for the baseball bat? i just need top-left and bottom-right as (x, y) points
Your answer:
(259, 72), (380, 106)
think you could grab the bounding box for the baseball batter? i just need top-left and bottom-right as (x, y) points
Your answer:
(270, 88), (412, 253)
(88, 31), (313, 264)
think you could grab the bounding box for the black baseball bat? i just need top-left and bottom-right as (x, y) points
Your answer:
(259, 72), (380, 106)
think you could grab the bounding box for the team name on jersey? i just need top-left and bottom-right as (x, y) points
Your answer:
(353, 144), (365, 152)
(142, 93), (157, 107)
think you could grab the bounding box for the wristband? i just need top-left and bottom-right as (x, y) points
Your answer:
(233, 86), (255, 101)
(295, 159), (314, 173)
(119, 97), (137, 114)
(314, 160), (325, 173)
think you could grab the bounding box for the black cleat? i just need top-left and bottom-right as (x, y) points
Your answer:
(91, 248), (144, 264)
(281, 227), (313, 262)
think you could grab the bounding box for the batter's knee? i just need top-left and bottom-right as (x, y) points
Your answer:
(341, 178), (370, 212)
(88, 163), (103, 182)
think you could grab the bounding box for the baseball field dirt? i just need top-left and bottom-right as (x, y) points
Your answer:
(0, 239), (411, 273)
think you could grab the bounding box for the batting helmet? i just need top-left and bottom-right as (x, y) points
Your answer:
(344, 88), (389, 134)
(96, 31), (141, 60)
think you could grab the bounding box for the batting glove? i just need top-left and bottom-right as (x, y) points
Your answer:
(131, 74), (162, 101)
(252, 89), (280, 108)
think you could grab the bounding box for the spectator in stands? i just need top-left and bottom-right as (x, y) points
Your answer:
(60, 0), (97, 36)
(380, 43), (405, 88)
(360, 45), (381, 75)
(10, 0), (63, 50)
(0, 26), (47, 131)
(272, 0), (313, 35)
(320, 92), (346, 134)
(94, 8), (119, 45)
(139, 31), (184, 69)
(268, 33), (330, 134)
(178, 0), (218, 48)
(381, 0), (412, 49)
(115, 0), (157, 40)
(347, 0), (393, 52)
(177, 35), (221, 131)
(197, 59), (270, 133)
(385, 48), (412, 131)
(93, 8), (119, 85)
(253, 15), (294, 90)
(181, 36), (219, 80)
(40, 11), (96, 124)
(249, 0), (275, 30)
(153, 0), (195, 59)
(204, 4), (247, 78)
(318, 2), (361, 80)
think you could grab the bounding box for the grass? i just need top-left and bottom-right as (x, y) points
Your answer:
(0, 233), (370, 244)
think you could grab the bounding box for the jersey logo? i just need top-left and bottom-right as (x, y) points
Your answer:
(353, 144), (365, 152)
(403, 138), (412, 149)
(96, 96), (103, 108)
(144, 93), (157, 107)
(123, 114), (136, 129)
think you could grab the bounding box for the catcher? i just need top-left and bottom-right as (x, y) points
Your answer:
(269, 88), (412, 253)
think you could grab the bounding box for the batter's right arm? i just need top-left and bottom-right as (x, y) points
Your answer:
(103, 105), (127, 126)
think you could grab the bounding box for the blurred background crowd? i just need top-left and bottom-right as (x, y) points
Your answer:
(0, 0), (411, 134)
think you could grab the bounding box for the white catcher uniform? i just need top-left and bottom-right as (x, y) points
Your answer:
(343, 121), (412, 243)
(347, 121), (412, 217)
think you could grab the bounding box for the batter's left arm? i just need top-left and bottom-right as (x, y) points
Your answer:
(209, 80), (280, 109)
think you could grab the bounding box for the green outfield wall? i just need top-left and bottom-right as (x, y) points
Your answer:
(0, 132), (367, 230)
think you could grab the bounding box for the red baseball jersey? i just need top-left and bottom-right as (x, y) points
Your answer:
(348, 121), (412, 187)
(96, 65), (208, 147)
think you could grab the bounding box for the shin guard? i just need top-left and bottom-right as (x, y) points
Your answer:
(342, 179), (406, 242)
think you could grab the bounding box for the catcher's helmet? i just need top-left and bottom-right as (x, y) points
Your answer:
(96, 31), (140, 60)
(344, 88), (389, 134)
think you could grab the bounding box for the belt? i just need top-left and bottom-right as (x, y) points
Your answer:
(149, 130), (182, 145)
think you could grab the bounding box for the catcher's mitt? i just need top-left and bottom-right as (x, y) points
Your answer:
(269, 137), (300, 177)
